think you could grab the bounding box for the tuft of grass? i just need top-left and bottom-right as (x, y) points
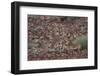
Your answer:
(72, 35), (87, 50)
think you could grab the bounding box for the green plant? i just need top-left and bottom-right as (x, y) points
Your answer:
(72, 35), (87, 50)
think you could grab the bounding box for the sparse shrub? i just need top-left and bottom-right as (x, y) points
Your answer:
(72, 35), (87, 50)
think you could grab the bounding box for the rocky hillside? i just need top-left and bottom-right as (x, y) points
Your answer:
(28, 15), (88, 61)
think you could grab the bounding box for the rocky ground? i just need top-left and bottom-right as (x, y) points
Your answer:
(28, 15), (88, 61)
